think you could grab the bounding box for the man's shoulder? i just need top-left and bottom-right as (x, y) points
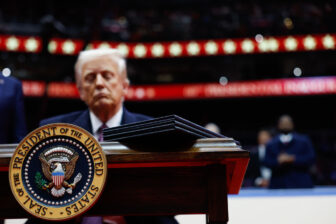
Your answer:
(266, 135), (280, 147)
(39, 110), (88, 126)
(293, 132), (312, 142)
(3, 75), (21, 86)
(130, 111), (153, 121)
(1, 75), (23, 96)
(122, 109), (153, 124)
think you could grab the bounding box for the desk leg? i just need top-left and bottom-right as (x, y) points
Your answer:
(206, 164), (228, 224)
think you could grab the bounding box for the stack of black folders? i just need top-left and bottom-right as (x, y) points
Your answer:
(103, 114), (230, 151)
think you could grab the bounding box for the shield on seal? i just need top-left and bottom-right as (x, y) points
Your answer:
(52, 163), (65, 188)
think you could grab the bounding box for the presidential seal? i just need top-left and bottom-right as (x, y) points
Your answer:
(9, 123), (107, 221)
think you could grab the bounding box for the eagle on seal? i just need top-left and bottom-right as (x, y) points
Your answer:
(39, 147), (82, 197)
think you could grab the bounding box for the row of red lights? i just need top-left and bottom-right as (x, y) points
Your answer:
(0, 34), (335, 57)
(22, 77), (336, 100)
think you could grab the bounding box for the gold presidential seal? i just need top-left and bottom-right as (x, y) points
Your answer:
(9, 123), (107, 221)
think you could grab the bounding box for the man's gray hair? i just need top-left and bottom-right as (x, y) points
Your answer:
(74, 48), (127, 87)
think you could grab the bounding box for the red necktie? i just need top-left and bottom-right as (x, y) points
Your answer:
(98, 123), (107, 142)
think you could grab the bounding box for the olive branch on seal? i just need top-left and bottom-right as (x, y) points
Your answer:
(35, 172), (47, 189)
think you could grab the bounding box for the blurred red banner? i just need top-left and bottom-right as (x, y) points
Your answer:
(22, 77), (336, 100)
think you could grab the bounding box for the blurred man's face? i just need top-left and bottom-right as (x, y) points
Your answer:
(278, 116), (294, 134)
(78, 56), (129, 116)
(258, 130), (271, 145)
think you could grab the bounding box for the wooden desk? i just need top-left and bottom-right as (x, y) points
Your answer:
(0, 138), (249, 224)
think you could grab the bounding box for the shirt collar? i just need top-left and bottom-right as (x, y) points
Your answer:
(90, 107), (123, 135)
(279, 133), (293, 144)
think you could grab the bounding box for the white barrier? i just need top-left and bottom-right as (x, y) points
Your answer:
(176, 187), (336, 224)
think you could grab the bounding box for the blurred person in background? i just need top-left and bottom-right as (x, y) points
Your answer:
(264, 115), (315, 189)
(245, 128), (273, 188)
(0, 72), (27, 144)
(38, 48), (178, 224)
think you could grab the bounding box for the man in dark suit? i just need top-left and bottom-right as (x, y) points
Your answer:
(0, 72), (27, 143)
(264, 115), (315, 189)
(40, 49), (151, 137)
(39, 49), (178, 224)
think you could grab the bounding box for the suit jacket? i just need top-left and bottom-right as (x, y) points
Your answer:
(39, 107), (178, 224)
(264, 133), (315, 189)
(0, 74), (27, 143)
(39, 108), (151, 131)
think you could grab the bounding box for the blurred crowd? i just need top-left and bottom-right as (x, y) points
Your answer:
(0, 1), (335, 41)
(206, 112), (336, 189)
(101, 1), (336, 41)
(241, 115), (336, 188)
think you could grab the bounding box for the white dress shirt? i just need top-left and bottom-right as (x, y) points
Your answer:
(89, 107), (123, 141)
(258, 145), (272, 180)
(255, 144), (272, 186)
(280, 133), (293, 144)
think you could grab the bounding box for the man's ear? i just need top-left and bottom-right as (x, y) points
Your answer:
(77, 85), (86, 102)
(122, 78), (130, 95)
(75, 74), (86, 102)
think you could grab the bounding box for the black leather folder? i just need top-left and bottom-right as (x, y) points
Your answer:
(103, 115), (227, 151)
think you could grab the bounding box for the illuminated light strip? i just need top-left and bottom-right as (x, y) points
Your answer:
(126, 77), (336, 100)
(241, 39), (255, 53)
(151, 43), (165, 57)
(22, 77), (336, 99)
(322, 34), (335, 49)
(187, 41), (201, 55)
(89, 34), (336, 57)
(0, 34), (335, 56)
(205, 41), (218, 55)
(0, 35), (42, 53)
(48, 38), (84, 55)
(25, 37), (40, 52)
